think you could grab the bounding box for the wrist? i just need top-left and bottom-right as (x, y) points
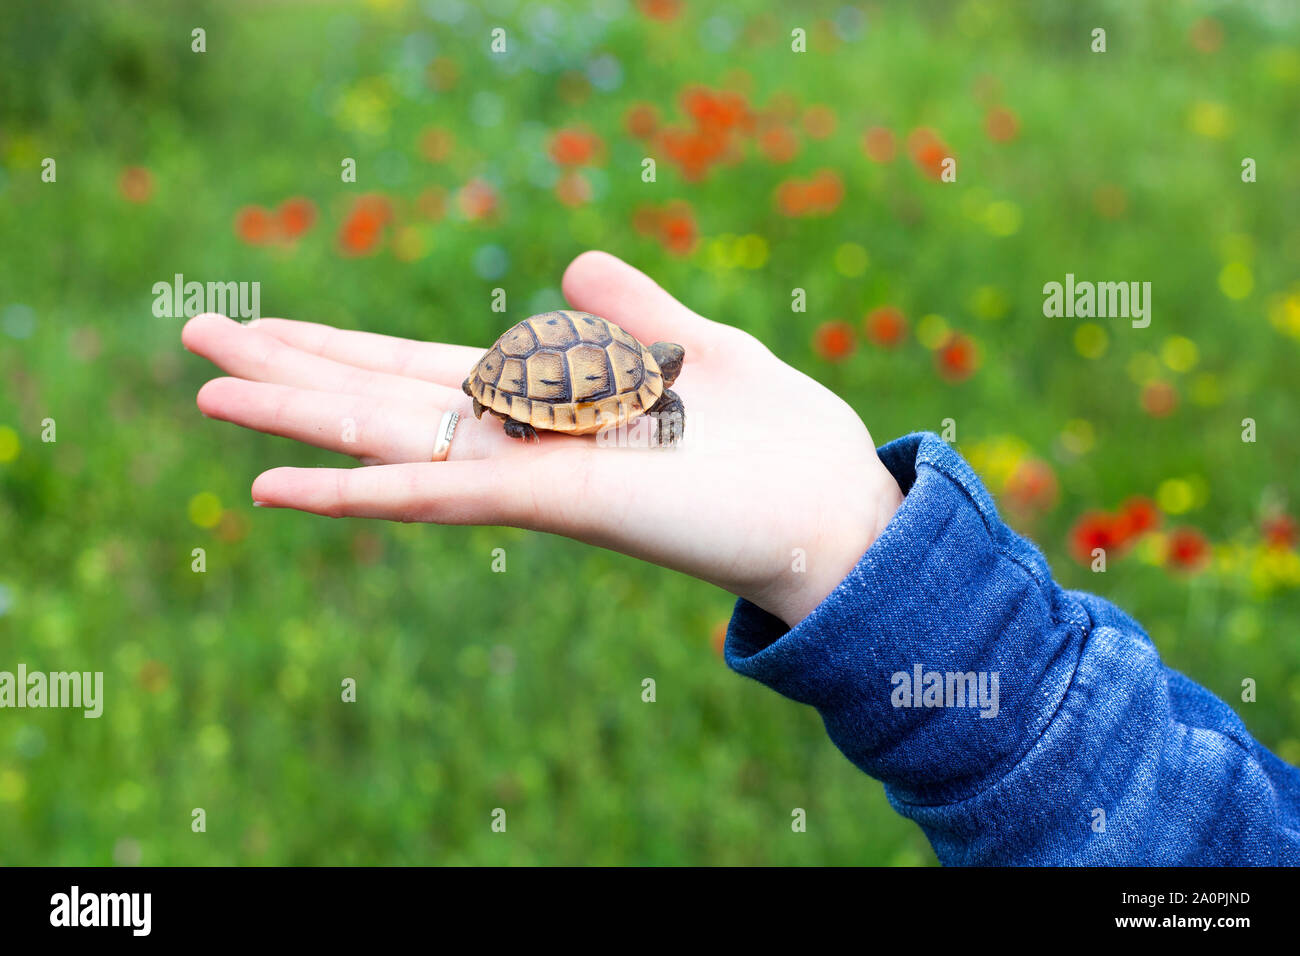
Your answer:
(769, 462), (904, 628)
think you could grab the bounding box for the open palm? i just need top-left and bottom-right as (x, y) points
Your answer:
(183, 251), (902, 626)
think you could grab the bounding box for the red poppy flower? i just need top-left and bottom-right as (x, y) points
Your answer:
(692, 129), (732, 177)
(457, 179), (498, 221)
(555, 171), (591, 207)
(1141, 381), (1178, 417)
(936, 333), (978, 382)
(1189, 17), (1223, 54)
(813, 321), (855, 361)
(802, 105), (837, 140)
(680, 87), (716, 124)
(632, 201), (697, 255)
(418, 127), (455, 163)
(1262, 514), (1297, 550)
(1070, 511), (1123, 563)
(549, 127), (601, 166)
(864, 306), (907, 347)
(659, 203), (697, 256)
(773, 170), (844, 217)
(339, 214), (381, 256)
(1115, 496), (1160, 542)
(1166, 527), (1211, 572)
(908, 128), (952, 180)
(775, 180), (808, 217)
(639, 0), (682, 21)
(758, 125), (799, 163)
(682, 87), (748, 132)
(805, 169), (844, 213)
(354, 193), (394, 226)
(632, 204), (662, 236)
(862, 126), (896, 164)
(277, 197), (317, 240)
(1004, 458), (1058, 516)
(235, 206), (275, 245)
(727, 92), (757, 136)
(625, 104), (659, 139)
(337, 194), (392, 255)
(339, 216), (380, 256)
(717, 91), (752, 132)
(657, 126), (690, 163)
(985, 107), (1020, 143)
(119, 166), (153, 203)
(656, 127), (716, 181)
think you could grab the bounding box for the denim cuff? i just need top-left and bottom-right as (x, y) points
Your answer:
(724, 431), (1089, 806)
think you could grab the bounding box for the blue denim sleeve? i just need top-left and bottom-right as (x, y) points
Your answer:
(725, 431), (1300, 865)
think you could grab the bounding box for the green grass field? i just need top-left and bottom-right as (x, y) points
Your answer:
(2, 0), (1299, 864)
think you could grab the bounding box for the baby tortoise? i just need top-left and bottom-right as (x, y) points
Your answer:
(462, 310), (685, 446)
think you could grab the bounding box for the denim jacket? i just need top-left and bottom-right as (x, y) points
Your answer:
(725, 432), (1300, 865)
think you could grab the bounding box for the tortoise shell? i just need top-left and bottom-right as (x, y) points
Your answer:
(464, 310), (664, 435)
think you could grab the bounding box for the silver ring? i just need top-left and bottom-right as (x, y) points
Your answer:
(431, 410), (460, 462)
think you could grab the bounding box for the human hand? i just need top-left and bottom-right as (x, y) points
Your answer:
(182, 251), (903, 627)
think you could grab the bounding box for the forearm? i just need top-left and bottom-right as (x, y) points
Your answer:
(725, 432), (1300, 865)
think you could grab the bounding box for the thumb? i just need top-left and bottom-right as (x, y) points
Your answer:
(560, 250), (726, 352)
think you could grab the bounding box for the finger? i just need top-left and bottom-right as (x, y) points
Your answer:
(197, 377), (488, 463)
(250, 318), (484, 388)
(182, 313), (458, 404)
(561, 250), (729, 353)
(250, 460), (530, 525)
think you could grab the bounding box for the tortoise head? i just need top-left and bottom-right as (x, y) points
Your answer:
(649, 342), (685, 387)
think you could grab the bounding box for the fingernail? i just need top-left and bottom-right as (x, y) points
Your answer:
(252, 500), (266, 508)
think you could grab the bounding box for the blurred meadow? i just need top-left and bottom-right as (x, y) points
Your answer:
(2, 0), (1300, 864)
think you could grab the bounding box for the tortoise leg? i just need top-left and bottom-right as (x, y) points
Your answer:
(647, 389), (685, 447)
(503, 419), (539, 443)
(472, 398), (486, 419)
